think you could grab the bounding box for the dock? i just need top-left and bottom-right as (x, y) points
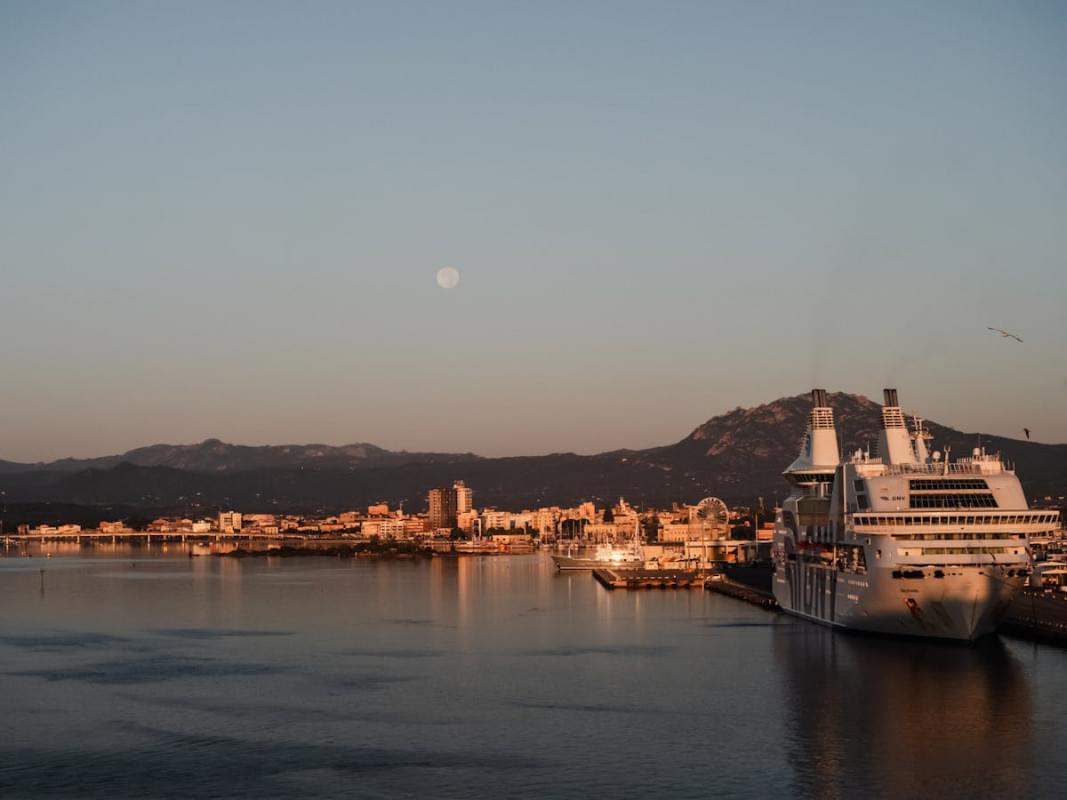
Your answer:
(704, 576), (779, 610)
(592, 568), (702, 590)
(1000, 587), (1067, 645)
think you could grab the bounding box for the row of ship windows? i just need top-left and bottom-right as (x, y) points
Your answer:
(908, 479), (989, 491)
(890, 533), (1025, 541)
(854, 514), (1058, 526)
(909, 493), (998, 508)
(892, 567), (1029, 579)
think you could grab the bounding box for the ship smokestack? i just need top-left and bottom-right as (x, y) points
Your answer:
(807, 388), (839, 467)
(784, 388), (840, 476)
(879, 387), (916, 465)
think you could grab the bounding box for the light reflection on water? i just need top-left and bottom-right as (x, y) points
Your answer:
(1, 547), (1066, 798)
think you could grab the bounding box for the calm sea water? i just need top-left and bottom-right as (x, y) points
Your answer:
(2, 545), (1066, 798)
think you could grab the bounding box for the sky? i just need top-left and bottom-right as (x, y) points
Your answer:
(1, 1), (1065, 462)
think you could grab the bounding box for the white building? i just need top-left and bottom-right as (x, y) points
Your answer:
(454, 481), (473, 515)
(218, 511), (243, 532)
(481, 510), (512, 531)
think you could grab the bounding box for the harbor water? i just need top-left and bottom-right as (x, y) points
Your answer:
(2, 547), (1066, 798)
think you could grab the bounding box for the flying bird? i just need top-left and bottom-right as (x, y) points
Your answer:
(1024, 428), (1031, 440)
(987, 327), (1023, 343)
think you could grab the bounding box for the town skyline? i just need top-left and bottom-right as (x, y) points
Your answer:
(3, 391), (1064, 528)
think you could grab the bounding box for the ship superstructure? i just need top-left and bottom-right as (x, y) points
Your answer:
(772, 388), (1060, 640)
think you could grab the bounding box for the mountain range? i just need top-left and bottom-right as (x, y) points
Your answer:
(0, 440), (479, 474)
(1, 392), (1064, 526)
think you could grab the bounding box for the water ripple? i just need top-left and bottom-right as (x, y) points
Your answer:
(7, 654), (286, 685)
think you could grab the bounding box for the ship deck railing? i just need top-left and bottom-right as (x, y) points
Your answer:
(871, 461), (1012, 476)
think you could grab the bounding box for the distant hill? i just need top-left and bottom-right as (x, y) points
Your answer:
(1, 393), (1064, 524)
(0, 439), (481, 473)
(631, 392), (1067, 506)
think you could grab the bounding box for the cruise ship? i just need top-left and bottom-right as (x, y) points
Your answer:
(772, 388), (1061, 641)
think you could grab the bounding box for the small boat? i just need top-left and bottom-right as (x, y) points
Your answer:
(552, 542), (643, 571)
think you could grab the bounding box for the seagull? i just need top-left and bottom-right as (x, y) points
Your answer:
(1024, 428), (1031, 440)
(988, 327), (1023, 343)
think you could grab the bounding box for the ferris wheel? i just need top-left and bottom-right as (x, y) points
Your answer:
(691, 497), (730, 536)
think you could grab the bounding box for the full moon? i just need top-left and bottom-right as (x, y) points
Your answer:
(436, 267), (460, 289)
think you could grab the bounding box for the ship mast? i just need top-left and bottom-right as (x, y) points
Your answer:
(911, 415), (933, 463)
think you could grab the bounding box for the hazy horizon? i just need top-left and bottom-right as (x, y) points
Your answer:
(3, 1), (1065, 462)
(1, 386), (1060, 465)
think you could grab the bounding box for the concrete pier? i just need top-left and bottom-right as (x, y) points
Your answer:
(1000, 587), (1067, 645)
(592, 568), (701, 590)
(704, 576), (779, 610)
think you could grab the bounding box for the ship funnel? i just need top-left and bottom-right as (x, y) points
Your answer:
(805, 388), (840, 467)
(879, 387), (917, 464)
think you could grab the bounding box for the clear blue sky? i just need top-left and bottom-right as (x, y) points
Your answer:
(2, 1), (1065, 461)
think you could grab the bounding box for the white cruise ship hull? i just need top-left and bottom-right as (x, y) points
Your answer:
(774, 562), (1024, 641)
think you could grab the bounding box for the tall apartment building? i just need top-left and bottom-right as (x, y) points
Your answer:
(453, 481), (473, 515)
(428, 481), (474, 531)
(428, 486), (458, 531)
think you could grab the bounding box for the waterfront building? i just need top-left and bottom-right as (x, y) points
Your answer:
(457, 509), (479, 533)
(481, 509), (512, 531)
(454, 481), (473, 515)
(659, 522), (691, 543)
(428, 482), (473, 530)
(367, 503), (390, 516)
(584, 522), (620, 542)
(428, 486), (458, 530)
(218, 511), (243, 532)
(146, 518), (192, 533)
(378, 519), (409, 539)
(529, 508), (561, 538)
(490, 531), (535, 552)
(403, 518), (429, 537)
(614, 509), (640, 534)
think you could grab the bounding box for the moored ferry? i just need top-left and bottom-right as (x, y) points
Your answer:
(772, 388), (1060, 641)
